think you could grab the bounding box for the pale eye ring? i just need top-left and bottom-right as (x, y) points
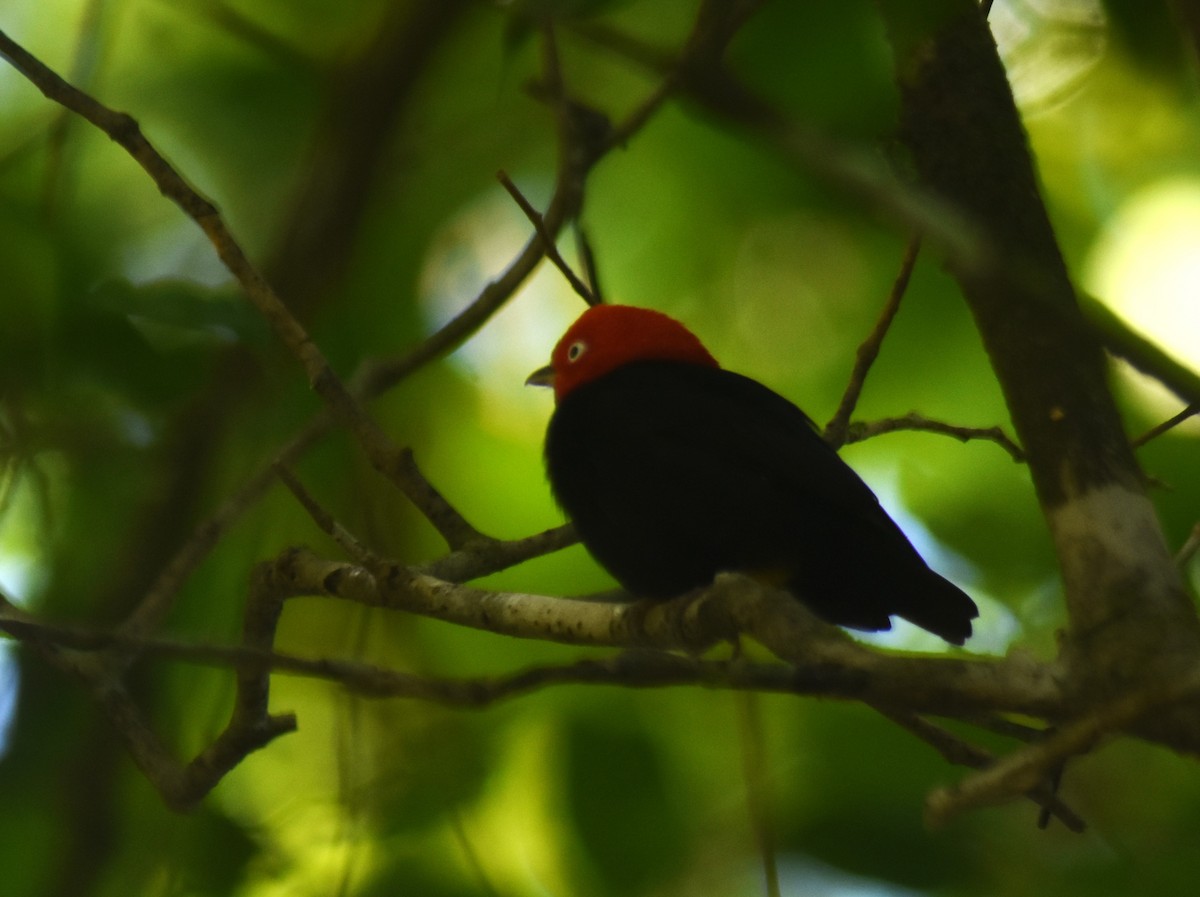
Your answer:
(566, 340), (587, 362)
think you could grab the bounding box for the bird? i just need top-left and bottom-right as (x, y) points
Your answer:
(526, 304), (978, 645)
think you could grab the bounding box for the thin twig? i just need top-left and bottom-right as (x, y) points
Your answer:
(924, 683), (1185, 827)
(825, 235), (922, 448)
(1131, 402), (1200, 448)
(497, 169), (596, 305)
(962, 713), (1052, 743)
(273, 463), (376, 564)
(1081, 293), (1200, 407)
(574, 226), (603, 303)
(843, 412), (1026, 462)
(416, 522), (577, 583)
(1176, 522), (1200, 568)
(120, 415), (333, 639)
(876, 708), (1085, 832)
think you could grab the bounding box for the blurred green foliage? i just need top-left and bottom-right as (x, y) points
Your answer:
(0, 1), (1198, 895)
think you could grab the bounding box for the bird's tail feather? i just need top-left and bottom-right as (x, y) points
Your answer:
(895, 572), (978, 645)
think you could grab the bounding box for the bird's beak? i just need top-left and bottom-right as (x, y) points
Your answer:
(525, 364), (555, 388)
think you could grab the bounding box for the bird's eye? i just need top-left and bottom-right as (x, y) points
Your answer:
(566, 340), (587, 363)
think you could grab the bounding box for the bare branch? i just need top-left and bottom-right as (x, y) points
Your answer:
(273, 463), (377, 564)
(1132, 402), (1200, 448)
(1082, 294), (1200, 408)
(876, 708), (1086, 832)
(1178, 523), (1200, 568)
(497, 169), (597, 305)
(0, 595), (1056, 725)
(120, 452), (285, 640)
(842, 412), (1026, 462)
(1, 583), (1059, 726)
(924, 673), (1200, 826)
(10, 555), (1200, 817)
(825, 236), (922, 449)
(259, 557), (1067, 720)
(416, 523), (578, 583)
(0, 583), (296, 812)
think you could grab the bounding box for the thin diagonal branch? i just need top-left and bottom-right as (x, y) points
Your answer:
(1082, 293), (1200, 408)
(1131, 402), (1200, 448)
(273, 463), (377, 565)
(1177, 523), (1200, 568)
(497, 169), (596, 305)
(825, 236), (922, 449)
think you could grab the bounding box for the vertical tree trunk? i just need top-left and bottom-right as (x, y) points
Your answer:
(874, 0), (1200, 691)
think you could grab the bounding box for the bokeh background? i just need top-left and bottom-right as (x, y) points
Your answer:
(1, 0), (1199, 895)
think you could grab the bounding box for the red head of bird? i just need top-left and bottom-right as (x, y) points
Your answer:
(526, 304), (719, 402)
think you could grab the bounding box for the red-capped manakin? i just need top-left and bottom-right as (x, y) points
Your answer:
(527, 304), (978, 645)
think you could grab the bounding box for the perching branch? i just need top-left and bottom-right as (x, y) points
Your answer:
(0, 607), (1024, 716)
(11, 555), (1200, 822)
